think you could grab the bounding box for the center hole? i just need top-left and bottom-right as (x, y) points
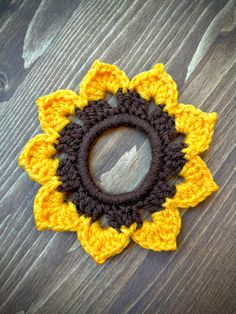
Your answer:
(89, 126), (152, 194)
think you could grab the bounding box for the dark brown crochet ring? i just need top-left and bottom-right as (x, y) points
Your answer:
(77, 114), (162, 204)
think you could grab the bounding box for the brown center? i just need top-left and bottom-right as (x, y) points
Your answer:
(56, 90), (186, 229)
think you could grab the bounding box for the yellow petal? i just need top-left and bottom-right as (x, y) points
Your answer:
(77, 218), (136, 264)
(166, 156), (218, 209)
(78, 60), (130, 109)
(34, 177), (81, 232)
(172, 104), (217, 156)
(36, 90), (80, 135)
(19, 134), (59, 185)
(130, 63), (178, 111)
(132, 205), (181, 251)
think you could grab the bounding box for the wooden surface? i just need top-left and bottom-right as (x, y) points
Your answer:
(0, 0), (236, 313)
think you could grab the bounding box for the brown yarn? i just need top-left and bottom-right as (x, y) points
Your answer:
(78, 114), (162, 204)
(56, 90), (186, 229)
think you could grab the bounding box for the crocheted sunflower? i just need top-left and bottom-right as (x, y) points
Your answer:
(19, 60), (218, 264)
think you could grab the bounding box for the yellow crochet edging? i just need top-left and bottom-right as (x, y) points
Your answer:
(132, 204), (181, 251)
(36, 90), (81, 136)
(19, 60), (218, 264)
(171, 103), (217, 157)
(78, 60), (130, 110)
(77, 218), (136, 264)
(19, 134), (59, 185)
(130, 63), (178, 112)
(165, 156), (218, 209)
(34, 177), (81, 232)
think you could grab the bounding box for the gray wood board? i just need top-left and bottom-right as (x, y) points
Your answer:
(0, 0), (236, 313)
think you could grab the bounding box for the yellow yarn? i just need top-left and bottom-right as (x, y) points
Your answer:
(36, 90), (81, 135)
(77, 217), (136, 264)
(18, 134), (59, 185)
(172, 104), (217, 157)
(78, 60), (130, 109)
(34, 177), (81, 232)
(166, 156), (218, 209)
(132, 204), (181, 251)
(129, 63), (178, 112)
(19, 60), (218, 264)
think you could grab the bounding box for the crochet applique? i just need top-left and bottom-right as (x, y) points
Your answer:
(19, 60), (218, 264)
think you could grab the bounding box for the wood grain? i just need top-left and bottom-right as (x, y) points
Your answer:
(0, 0), (236, 313)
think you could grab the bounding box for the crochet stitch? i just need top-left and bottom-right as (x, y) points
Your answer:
(56, 90), (186, 229)
(19, 60), (218, 264)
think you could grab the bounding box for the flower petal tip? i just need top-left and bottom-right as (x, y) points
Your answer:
(34, 177), (81, 232)
(173, 104), (218, 156)
(153, 63), (165, 73)
(91, 59), (103, 68)
(212, 179), (219, 192)
(78, 60), (130, 104)
(209, 111), (217, 124)
(35, 96), (43, 108)
(171, 156), (218, 209)
(18, 134), (59, 185)
(132, 208), (181, 251)
(77, 219), (135, 264)
(130, 63), (178, 108)
(18, 150), (25, 168)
